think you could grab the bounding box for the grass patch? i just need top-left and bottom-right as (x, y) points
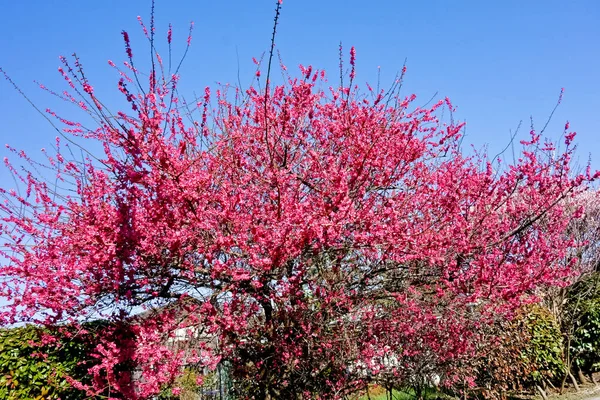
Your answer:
(354, 386), (439, 400)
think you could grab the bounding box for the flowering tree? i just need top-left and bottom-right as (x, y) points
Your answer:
(1, 4), (597, 399)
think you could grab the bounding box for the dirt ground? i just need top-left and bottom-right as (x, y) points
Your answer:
(547, 385), (600, 400)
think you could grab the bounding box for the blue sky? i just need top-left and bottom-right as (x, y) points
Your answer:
(0, 0), (599, 176)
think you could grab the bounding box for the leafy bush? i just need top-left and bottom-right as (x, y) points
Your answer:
(0, 324), (102, 400)
(158, 368), (229, 400)
(473, 304), (564, 398)
(570, 274), (600, 374)
(521, 304), (565, 383)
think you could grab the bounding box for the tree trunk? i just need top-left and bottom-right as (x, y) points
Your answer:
(561, 335), (573, 394)
(590, 372), (598, 386)
(415, 385), (423, 400)
(560, 372), (567, 394)
(569, 371), (580, 392)
(577, 367), (589, 384)
(536, 385), (548, 400)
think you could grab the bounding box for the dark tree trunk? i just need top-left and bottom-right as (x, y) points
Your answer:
(577, 367), (589, 384)
(536, 385), (548, 400)
(569, 371), (580, 392)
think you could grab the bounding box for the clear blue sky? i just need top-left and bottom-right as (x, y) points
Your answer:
(0, 0), (599, 176)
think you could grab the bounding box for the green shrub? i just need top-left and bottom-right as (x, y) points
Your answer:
(0, 324), (101, 400)
(570, 275), (600, 374)
(474, 304), (564, 398)
(521, 304), (565, 383)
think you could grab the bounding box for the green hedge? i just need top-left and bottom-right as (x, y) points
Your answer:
(570, 274), (600, 374)
(474, 304), (564, 398)
(0, 324), (101, 400)
(521, 304), (565, 383)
